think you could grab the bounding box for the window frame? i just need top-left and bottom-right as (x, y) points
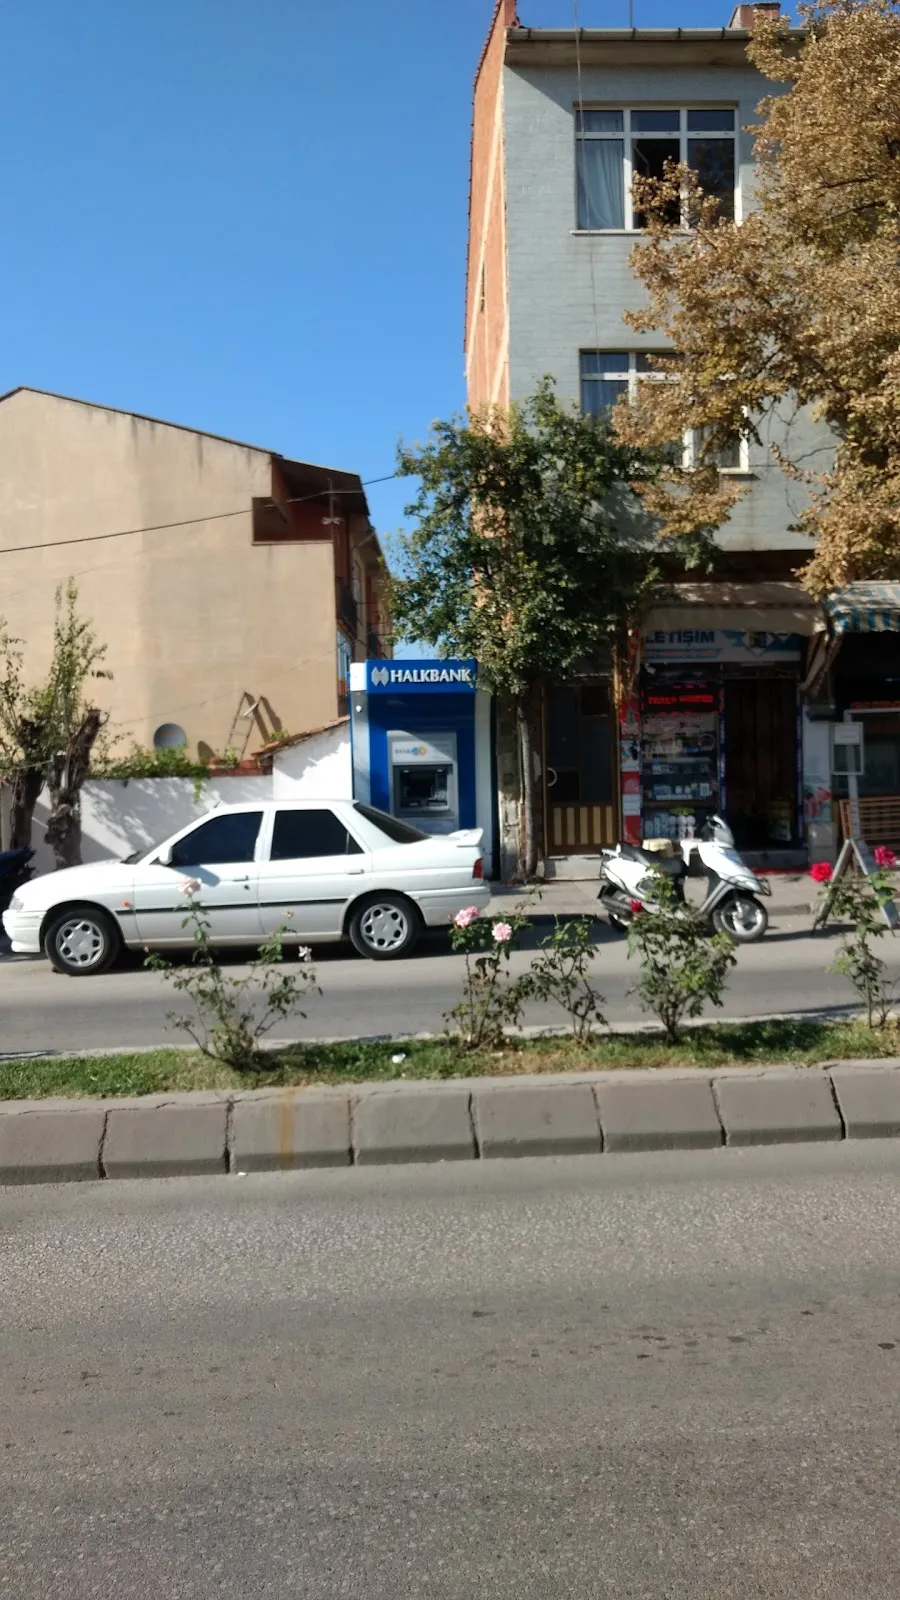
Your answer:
(352, 802), (430, 845)
(683, 424), (750, 475)
(163, 808), (265, 869)
(268, 806), (365, 863)
(579, 350), (750, 474)
(575, 105), (739, 233)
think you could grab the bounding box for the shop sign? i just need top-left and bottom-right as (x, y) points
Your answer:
(645, 689), (716, 710)
(643, 628), (804, 663)
(367, 660), (477, 693)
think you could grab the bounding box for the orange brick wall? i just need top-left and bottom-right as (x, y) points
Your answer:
(465, 1), (516, 412)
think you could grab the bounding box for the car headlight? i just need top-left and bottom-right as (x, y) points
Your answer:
(8, 894), (24, 912)
(755, 878), (772, 896)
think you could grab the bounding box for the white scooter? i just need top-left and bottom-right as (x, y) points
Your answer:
(598, 814), (771, 943)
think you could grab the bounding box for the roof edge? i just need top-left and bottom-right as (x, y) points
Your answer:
(0, 386), (368, 489)
(506, 23), (804, 40)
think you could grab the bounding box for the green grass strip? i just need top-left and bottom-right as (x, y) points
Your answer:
(0, 1017), (896, 1100)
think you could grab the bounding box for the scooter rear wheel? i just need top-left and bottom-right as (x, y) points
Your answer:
(712, 895), (768, 944)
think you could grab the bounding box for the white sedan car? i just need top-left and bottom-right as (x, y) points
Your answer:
(2, 799), (489, 976)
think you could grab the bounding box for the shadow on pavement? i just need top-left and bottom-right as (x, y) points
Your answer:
(111, 915), (622, 972)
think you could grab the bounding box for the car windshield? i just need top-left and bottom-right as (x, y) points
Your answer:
(353, 803), (429, 844)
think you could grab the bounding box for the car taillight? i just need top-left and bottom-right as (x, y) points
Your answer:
(472, 857), (484, 880)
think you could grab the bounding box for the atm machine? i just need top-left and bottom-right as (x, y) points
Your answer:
(349, 658), (495, 868)
(387, 731), (459, 834)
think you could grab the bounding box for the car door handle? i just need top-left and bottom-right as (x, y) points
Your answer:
(233, 875), (251, 884)
(347, 866), (364, 875)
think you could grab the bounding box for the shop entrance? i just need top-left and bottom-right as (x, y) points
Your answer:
(724, 677), (798, 848)
(544, 682), (617, 853)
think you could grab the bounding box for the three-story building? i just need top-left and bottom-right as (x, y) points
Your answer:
(467, 0), (825, 873)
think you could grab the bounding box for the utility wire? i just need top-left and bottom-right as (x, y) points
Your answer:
(0, 473), (400, 559)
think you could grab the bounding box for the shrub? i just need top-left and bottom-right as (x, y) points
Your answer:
(814, 857), (898, 1028)
(445, 906), (527, 1050)
(147, 882), (320, 1071)
(626, 873), (736, 1042)
(517, 916), (605, 1041)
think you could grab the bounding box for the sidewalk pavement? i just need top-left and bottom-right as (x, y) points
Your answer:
(486, 873), (816, 922)
(1, 1061), (899, 1186)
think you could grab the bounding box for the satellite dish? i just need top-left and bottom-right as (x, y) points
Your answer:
(153, 722), (188, 751)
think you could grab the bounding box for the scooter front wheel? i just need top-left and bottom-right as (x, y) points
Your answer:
(712, 895), (768, 944)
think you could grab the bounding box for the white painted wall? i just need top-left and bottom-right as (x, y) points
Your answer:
(272, 725), (352, 799)
(29, 775), (273, 874)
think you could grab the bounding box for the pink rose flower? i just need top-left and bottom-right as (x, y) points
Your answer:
(874, 846), (897, 869)
(492, 921), (513, 943)
(454, 906), (480, 929)
(810, 861), (833, 883)
(629, 898), (644, 913)
(180, 877), (202, 897)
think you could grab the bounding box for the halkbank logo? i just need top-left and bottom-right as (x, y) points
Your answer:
(367, 661), (476, 692)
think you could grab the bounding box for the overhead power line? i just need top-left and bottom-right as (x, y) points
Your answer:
(0, 472), (400, 558)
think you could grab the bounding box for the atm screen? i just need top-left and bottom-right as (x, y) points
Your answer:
(396, 764), (452, 814)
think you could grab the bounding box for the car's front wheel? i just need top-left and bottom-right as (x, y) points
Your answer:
(44, 905), (121, 976)
(348, 894), (420, 960)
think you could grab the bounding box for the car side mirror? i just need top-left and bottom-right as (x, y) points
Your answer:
(156, 844), (174, 867)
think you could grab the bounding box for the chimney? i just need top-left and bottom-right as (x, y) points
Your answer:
(728, 2), (779, 26)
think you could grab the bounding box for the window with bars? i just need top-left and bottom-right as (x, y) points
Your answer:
(579, 351), (748, 472)
(575, 107), (737, 231)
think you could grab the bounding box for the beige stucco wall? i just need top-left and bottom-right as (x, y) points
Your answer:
(0, 390), (340, 755)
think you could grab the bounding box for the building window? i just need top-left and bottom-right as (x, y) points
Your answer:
(576, 107), (737, 231)
(580, 351), (748, 471)
(685, 426), (747, 473)
(580, 350), (668, 415)
(337, 631), (353, 715)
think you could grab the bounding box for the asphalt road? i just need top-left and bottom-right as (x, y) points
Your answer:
(0, 916), (861, 1054)
(3, 1145), (900, 1597)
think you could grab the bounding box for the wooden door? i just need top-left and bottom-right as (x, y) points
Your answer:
(544, 683), (617, 854)
(724, 677), (798, 848)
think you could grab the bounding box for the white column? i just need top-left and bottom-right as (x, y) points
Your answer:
(802, 709), (836, 863)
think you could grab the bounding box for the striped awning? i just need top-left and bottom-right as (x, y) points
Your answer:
(826, 584), (900, 634)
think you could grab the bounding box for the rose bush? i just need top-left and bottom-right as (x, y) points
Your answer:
(148, 887), (320, 1072)
(812, 859), (899, 1028)
(445, 908), (529, 1050)
(626, 872), (736, 1042)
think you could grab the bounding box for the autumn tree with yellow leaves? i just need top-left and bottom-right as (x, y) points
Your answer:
(614, 0), (900, 595)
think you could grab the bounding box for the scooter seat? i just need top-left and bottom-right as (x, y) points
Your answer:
(618, 843), (685, 875)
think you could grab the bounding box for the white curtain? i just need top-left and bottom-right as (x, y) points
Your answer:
(577, 139), (625, 229)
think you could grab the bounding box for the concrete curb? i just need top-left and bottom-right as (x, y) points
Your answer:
(1, 1060), (900, 1186)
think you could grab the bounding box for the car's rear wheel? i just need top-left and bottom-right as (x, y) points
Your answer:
(44, 905), (121, 976)
(348, 894), (420, 960)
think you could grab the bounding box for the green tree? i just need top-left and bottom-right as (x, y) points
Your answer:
(0, 581), (110, 863)
(390, 380), (662, 876)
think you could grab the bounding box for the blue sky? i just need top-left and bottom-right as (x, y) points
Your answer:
(0, 0), (735, 553)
